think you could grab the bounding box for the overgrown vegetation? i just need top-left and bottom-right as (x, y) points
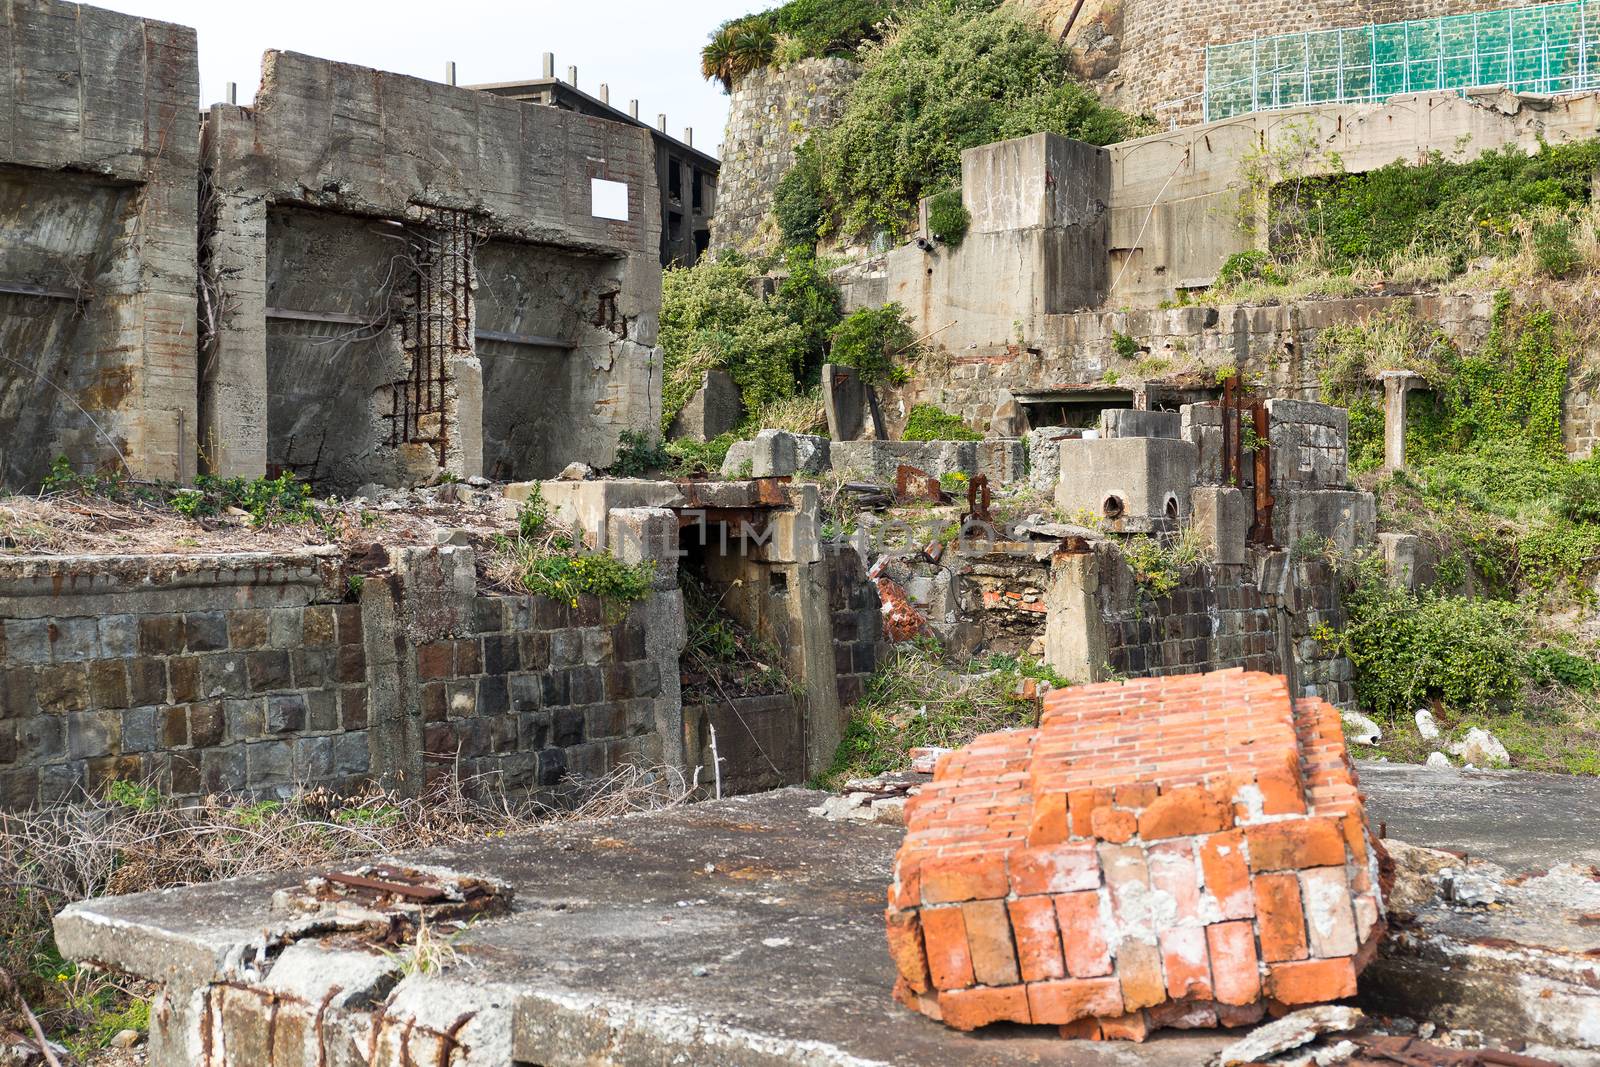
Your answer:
(829, 302), (918, 386)
(902, 403), (980, 441)
(703, 0), (896, 90)
(41, 457), (331, 529)
(774, 141), (825, 248)
(926, 188), (970, 247)
(825, 638), (1071, 783)
(680, 574), (796, 703)
(811, 0), (1148, 238)
(491, 489), (654, 614)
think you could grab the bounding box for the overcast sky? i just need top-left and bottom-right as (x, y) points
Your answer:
(91, 0), (761, 158)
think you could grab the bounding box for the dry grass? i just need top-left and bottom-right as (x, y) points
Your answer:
(0, 487), (519, 560)
(747, 388), (827, 435)
(0, 766), (689, 1054)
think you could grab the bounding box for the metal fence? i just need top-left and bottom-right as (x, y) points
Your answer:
(1204, 1), (1600, 121)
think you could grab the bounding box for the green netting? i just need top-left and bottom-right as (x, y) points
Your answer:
(1204, 0), (1600, 120)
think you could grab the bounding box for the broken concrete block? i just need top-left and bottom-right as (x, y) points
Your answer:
(990, 394), (1029, 438)
(1415, 708), (1441, 740)
(1098, 409), (1180, 439)
(1379, 532), (1437, 592)
(1425, 751), (1452, 768)
(1190, 486), (1249, 565)
(1449, 727), (1509, 769)
(719, 430), (831, 478)
(668, 369), (744, 441)
(1025, 427), (1081, 492)
(1213, 1006), (1365, 1066)
(822, 363), (873, 441)
(1341, 710), (1382, 746)
(886, 670), (1382, 1040)
(1271, 489), (1376, 557)
(1055, 437), (1198, 532)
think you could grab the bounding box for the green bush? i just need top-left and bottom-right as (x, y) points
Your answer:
(1340, 559), (1531, 719)
(774, 142), (825, 248)
(814, 1), (1147, 237)
(520, 552), (655, 611)
(829, 302), (917, 387)
(774, 247), (842, 379)
(1279, 141), (1600, 271)
(1529, 645), (1599, 691)
(926, 188), (970, 246)
(1216, 249), (1283, 288)
(609, 429), (672, 477)
(903, 403), (980, 441)
(1532, 217), (1582, 277)
(701, 19), (777, 91)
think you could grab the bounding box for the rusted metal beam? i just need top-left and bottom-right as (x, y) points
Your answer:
(1248, 399), (1275, 546)
(325, 871), (447, 902)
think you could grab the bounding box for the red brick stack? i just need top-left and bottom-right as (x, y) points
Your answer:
(885, 669), (1383, 1040)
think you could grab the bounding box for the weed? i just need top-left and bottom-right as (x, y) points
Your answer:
(902, 403), (980, 441)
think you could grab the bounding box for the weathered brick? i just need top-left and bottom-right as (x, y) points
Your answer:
(1054, 891), (1113, 978)
(961, 899), (1020, 987)
(1138, 785), (1231, 840)
(1090, 805), (1137, 843)
(937, 984), (1030, 1031)
(1008, 842), (1100, 896)
(1246, 818), (1347, 871)
(1206, 920), (1262, 1005)
(1158, 926), (1212, 1000)
(885, 908), (931, 993)
(1264, 956), (1358, 1005)
(1299, 866), (1359, 958)
(1006, 896), (1064, 982)
(920, 905), (974, 990)
(1026, 978), (1122, 1026)
(922, 853), (1008, 905)
(1254, 872), (1309, 962)
(1199, 829), (1254, 920)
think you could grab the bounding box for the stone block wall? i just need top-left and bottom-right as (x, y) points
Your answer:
(1098, 556), (1279, 680)
(683, 694), (803, 797)
(711, 58), (861, 255)
(825, 544), (888, 708)
(415, 594), (665, 793)
(0, 540), (688, 810)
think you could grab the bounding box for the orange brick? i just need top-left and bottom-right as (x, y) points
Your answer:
(921, 852), (1009, 904)
(892, 976), (942, 1020)
(1199, 830), (1254, 920)
(889, 860), (921, 909)
(1059, 1017), (1103, 1039)
(1298, 867), (1359, 958)
(1206, 920), (1262, 1005)
(1265, 956), (1358, 1005)
(1007, 896), (1064, 982)
(1115, 783), (1158, 809)
(1091, 805), (1137, 843)
(1254, 873), (1309, 963)
(961, 899), (1021, 986)
(937, 984), (1031, 1031)
(1098, 1010), (1152, 1042)
(1256, 764), (1307, 816)
(1148, 839), (1201, 922)
(1138, 785), (1232, 840)
(1068, 788), (1114, 838)
(1246, 818), (1347, 871)
(884, 908), (931, 993)
(1027, 791), (1068, 846)
(1340, 814), (1369, 864)
(1025, 977), (1123, 1025)
(1114, 939), (1166, 1011)
(1055, 891), (1113, 977)
(921, 905), (975, 989)
(1008, 842), (1100, 896)
(1158, 926), (1213, 1000)
(1218, 1001), (1266, 1028)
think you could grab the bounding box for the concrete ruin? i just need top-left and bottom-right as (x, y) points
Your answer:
(0, 0), (666, 493)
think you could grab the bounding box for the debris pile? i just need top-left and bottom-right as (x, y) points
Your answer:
(884, 669), (1384, 1040)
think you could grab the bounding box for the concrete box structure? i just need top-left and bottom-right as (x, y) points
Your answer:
(885, 670), (1383, 1039)
(0, 0), (198, 487)
(198, 50), (664, 490)
(1055, 437), (1198, 532)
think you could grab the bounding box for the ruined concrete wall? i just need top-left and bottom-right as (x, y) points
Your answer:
(199, 49), (663, 487)
(0, 0), (197, 487)
(683, 695), (802, 797)
(1122, 0), (1547, 126)
(711, 58), (860, 255)
(0, 543), (688, 810)
(825, 543), (888, 708)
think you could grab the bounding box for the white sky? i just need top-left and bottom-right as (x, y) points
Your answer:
(90, 0), (764, 159)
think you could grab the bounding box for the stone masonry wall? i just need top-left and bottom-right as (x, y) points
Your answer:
(0, 541), (686, 810)
(711, 58), (860, 255)
(825, 543), (889, 708)
(1122, 0), (1547, 126)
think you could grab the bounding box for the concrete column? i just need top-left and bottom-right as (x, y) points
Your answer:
(415, 210), (483, 481)
(1381, 371), (1425, 471)
(197, 107), (269, 478)
(1044, 548), (1107, 683)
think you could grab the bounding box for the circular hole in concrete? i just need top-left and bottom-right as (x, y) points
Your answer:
(1102, 495), (1126, 520)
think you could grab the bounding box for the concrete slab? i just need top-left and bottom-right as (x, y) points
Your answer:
(1358, 761), (1600, 872)
(60, 789), (1231, 1065)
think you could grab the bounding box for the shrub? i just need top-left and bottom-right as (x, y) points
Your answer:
(1278, 141), (1600, 271)
(903, 403), (980, 441)
(1532, 217), (1582, 277)
(926, 188), (970, 246)
(1339, 559), (1531, 719)
(774, 142), (826, 248)
(659, 254), (812, 432)
(701, 19), (777, 91)
(814, 1), (1147, 237)
(829, 302), (917, 387)
(519, 551), (654, 610)
(1111, 331), (1140, 360)
(774, 247), (842, 378)
(1216, 249), (1283, 289)
(609, 429), (672, 477)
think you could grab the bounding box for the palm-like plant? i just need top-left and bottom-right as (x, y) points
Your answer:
(702, 18), (777, 92)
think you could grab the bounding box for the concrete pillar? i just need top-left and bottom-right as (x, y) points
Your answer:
(1381, 371), (1425, 471)
(598, 82), (609, 105)
(1044, 549), (1107, 683)
(197, 108), (269, 479)
(542, 52), (554, 78)
(415, 209), (483, 481)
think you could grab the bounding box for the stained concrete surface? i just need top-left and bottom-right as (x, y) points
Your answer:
(1358, 760), (1600, 872)
(55, 769), (1600, 1065)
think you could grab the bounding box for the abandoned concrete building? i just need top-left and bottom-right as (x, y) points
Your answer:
(470, 54), (720, 268)
(5, 0), (1600, 1063)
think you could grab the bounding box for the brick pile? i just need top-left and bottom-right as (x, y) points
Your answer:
(884, 669), (1383, 1040)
